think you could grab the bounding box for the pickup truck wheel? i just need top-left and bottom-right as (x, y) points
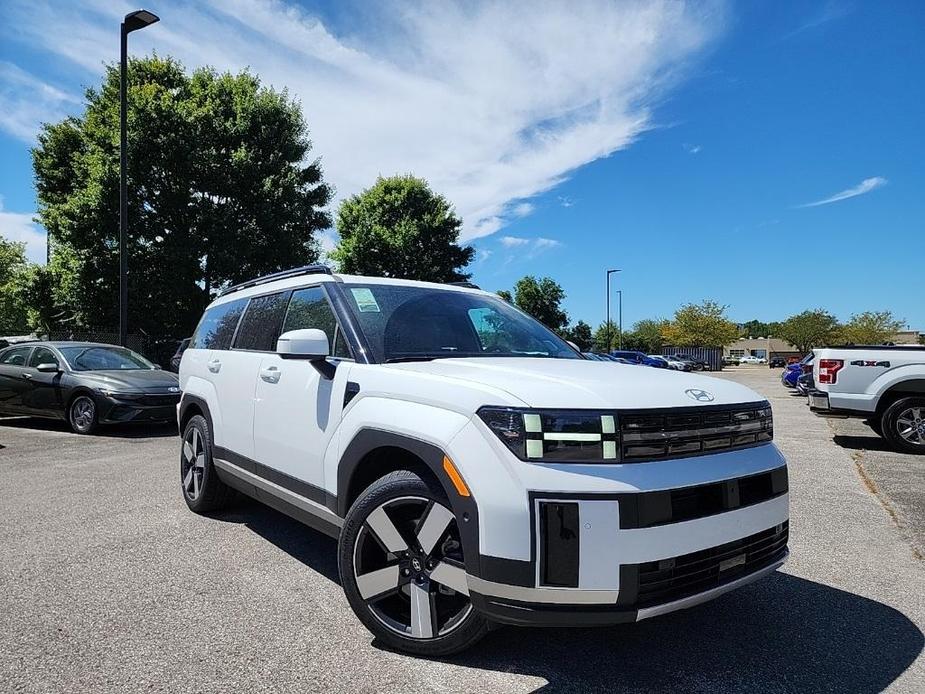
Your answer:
(180, 414), (236, 512)
(338, 470), (489, 656)
(881, 397), (925, 454)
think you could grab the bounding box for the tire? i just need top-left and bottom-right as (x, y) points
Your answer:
(180, 414), (236, 512)
(338, 470), (489, 656)
(68, 394), (98, 434)
(881, 397), (925, 455)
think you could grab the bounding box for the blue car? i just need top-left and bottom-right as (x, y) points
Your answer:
(782, 354), (813, 388)
(611, 350), (668, 368)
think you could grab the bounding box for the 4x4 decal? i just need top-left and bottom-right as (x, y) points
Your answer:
(849, 360), (890, 368)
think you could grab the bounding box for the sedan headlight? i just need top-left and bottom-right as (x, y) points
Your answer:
(477, 407), (618, 463)
(97, 388), (143, 400)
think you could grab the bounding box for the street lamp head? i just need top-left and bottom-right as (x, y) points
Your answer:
(123, 9), (160, 33)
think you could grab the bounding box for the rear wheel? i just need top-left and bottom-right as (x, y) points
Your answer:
(338, 470), (489, 656)
(180, 414), (235, 512)
(881, 397), (925, 454)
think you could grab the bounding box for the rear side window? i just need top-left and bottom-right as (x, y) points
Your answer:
(283, 287), (352, 359)
(190, 299), (247, 350)
(0, 346), (32, 366)
(234, 291), (291, 352)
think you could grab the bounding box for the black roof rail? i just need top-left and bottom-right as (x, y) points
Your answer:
(219, 264), (333, 297)
(448, 281), (481, 290)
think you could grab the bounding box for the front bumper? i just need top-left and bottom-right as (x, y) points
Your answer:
(98, 392), (181, 424)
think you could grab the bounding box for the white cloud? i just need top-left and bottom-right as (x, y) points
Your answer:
(0, 62), (79, 142)
(558, 196), (576, 208)
(0, 0), (722, 241)
(682, 142), (702, 154)
(0, 197), (46, 264)
(533, 237), (562, 250)
(797, 177), (888, 208)
(499, 236), (531, 248)
(317, 229), (339, 258)
(476, 248), (492, 262)
(511, 202), (534, 218)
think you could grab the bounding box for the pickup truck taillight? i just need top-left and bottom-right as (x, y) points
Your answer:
(818, 359), (844, 384)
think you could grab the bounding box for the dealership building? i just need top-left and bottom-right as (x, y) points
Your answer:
(725, 330), (923, 361)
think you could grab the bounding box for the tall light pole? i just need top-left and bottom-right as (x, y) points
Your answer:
(616, 290), (623, 349)
(120, 9), (160, 346)
(605, 268), (621, 353)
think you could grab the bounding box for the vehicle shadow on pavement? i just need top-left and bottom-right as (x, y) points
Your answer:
(832, 434), (899, 454)
(214, 499), (341, 584)
(460, 572), (923, 693)
(0, 416), (177, 439)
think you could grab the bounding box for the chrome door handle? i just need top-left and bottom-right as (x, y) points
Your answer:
(208, 359), (222, 373)
(22, 373), (33, 380)
(260, 366), (280, 384)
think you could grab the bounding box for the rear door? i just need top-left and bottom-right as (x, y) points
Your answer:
(22, 346), (66, 416)
(253, 285), (353, 491)
(0, 346), (35, 414)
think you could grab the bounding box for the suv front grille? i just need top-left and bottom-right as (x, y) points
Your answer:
(627, 522), (789, 608)
(620, 403), (773, 461)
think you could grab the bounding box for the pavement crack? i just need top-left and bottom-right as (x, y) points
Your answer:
(852, 453), (923, 561)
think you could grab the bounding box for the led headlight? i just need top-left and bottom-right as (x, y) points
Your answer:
(477, 407), (619, 463)
(97, 388), (142, 400)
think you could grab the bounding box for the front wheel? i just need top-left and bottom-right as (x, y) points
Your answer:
(68, 394), (98, 434)
(881, 397), (925, 454)
(338, 470), (489, 656)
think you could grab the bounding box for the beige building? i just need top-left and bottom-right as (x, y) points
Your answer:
(725, 330), (922, 359)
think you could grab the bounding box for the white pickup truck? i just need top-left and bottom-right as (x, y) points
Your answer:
(808, 345), (925, 453)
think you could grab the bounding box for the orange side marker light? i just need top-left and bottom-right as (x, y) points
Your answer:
(442, 456), (470, 497)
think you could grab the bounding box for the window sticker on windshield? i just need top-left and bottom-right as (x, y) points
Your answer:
(350, 287), (381, 313)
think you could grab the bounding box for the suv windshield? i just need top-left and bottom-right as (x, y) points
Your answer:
(58, 345), (155, 371)
(341, 284), (580, 363)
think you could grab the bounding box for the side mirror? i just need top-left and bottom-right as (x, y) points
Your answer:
(36, 362), (60, 373)
(277, 329), (335, 379)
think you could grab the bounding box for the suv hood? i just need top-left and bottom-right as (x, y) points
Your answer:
(388, 358), (763, 409)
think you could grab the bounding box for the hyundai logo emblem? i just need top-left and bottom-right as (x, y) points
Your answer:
(168, 386), (180, 393)
(685, 388), (714, 402)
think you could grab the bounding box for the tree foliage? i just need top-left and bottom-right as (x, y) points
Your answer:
(739, 319), (782, 339)
(622, 318), (668, 353)
(563, 320), (593, 351)
(839, 311), (905, 345)
(499, 276), (569, 334)
(777, 309), (840, 354)
(332, 175), (474, 282)
(32, 56), (331, 339)
(0, 237), (29, 333)
(661, 300), (739, 348)
(592, 320), (620, 352)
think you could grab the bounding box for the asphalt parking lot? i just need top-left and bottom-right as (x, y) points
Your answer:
(1, 368), (923, 693)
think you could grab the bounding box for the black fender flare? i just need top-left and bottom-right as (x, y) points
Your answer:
(178, 393), (214, 435)
(337, 428), (482, 577)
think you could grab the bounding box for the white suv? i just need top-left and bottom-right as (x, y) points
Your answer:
(178, 265), (789, 655)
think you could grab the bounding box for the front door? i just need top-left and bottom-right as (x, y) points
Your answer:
(253, 285), (353, 493)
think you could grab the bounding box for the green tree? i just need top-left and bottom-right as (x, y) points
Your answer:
(0, 237), (30, 333)
(593, 320), (620, 352)
(501, 276), (569, 333)
(32, 56), (331, 340)
(332, 175), (473, 282)
(563, 320), (593, 351)
(496, 289), (513, 303)
(623, 318), (668, 353)
(662, 300), (739, 348)
(840, 311), (905, 345)
(777, 309), (841, 354)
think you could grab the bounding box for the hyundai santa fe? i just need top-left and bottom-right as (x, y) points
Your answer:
(177, 265), (789, 655)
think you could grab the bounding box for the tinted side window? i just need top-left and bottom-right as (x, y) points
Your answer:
(0, 346), (32, 366)
(29, 347), (59, 368)
(283, 287), (352, 359)
(234, 292), (291, 352)
(191, 299), (247, 350)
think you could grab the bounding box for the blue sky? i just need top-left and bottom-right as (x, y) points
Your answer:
(0, 1), (922, 331)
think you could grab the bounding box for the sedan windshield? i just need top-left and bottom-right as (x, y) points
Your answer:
(58, 345), (155, 371)
(340, 284), (580, 363)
